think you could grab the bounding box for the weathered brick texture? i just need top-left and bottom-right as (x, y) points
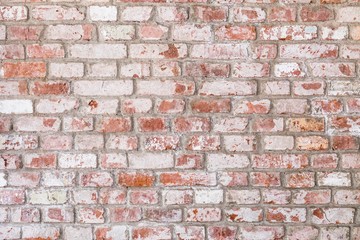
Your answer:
(0, 0), (360, 239)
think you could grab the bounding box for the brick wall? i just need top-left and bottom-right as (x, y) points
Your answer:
(0, 0), (360, 239)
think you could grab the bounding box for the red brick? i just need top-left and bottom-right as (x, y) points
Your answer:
(193, 6), (227, 22)
(300, 6), (334, 22)
(215, 25), (256, 40)
(7, 26), (43, 40)
(191, 99), (231, 113)
(138, 117), (167, 132)
(1, 62), (46, 78)
(159, 172), (216, 186)
(268, 6), (296, 22)
(118, 172), (155, 187)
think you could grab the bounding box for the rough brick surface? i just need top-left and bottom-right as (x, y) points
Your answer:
(1, 0), (360, 239)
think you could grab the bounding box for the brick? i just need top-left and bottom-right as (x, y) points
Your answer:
(94, 226), (127, 240)
(157, 6), (188, 22)
(30, 81), (69, 96)
(219, 172), (248, 187)
(250, 172), (281, 187)
(311, 154), (338, 169)
(224, 135), (256, 152)
(159, 172), (216, 186)
(262, 81), (290, 95)
(213, 117), (248, 133)
(100, 25), (135, 41)
(106, 135), (138, 150)
(0, 81), (27, 96)
(215, 25), (256, 40)
(121, 99), (152, 114)
(338, 7), (360, 22)
(74, 80), (133, 96)
(131, 189), (158, 205)
(45, 24), (94, 40)
(96, 117), (131, 133)
(321, 26), (348, 40)
(296, 136), (329, 151)
(8, 26), (43, 40)
(350, 26), (360, 40)
(320, 227), (349, 240)
(110, 207), (141, 222)
(207, 154), (248, 171)
(263, 189), (291, 204)
(273, 99), (308, 114)
(280, 44), (338, 59)
(75, 134), (103, 150)
(43, 207), (73, 223)
(233, 63), (270, 78)
(191, 99), (230, 113)
(71, 189), (98, 204)
(332, 135), (358, 150)
(193, 6), (227, 22)
(238, 226), (284, 240)
(118, 172), (155, 187)
(156, 99), (185, 114)
(233, 7), (266, 22)
(49, 62), (84, 78)
(251, 44), (277, 59)
(28, 189), (67, 204)
(312, 63), (356, 77)
(1, 62), (46, 79)
(191, 44), (248, 59)
(0, 154), (21, 170)
(234, 99), (270, 114)
(184, 62), (229, 78)
(63, 117), (93, 132)
(293, 190), (331, 204)
(89, 6), (117, 21)
(153, 61), (180, 77)
(88, 62), (117, 78)
(163, 189), (193, 205)
(173, 24), (211, 41)
(145, 208), (182, 222)
(252, 118), (284, 132)
(0, 6), (27, 21)
(59, 153), (97, 168)
(41, 135), (72, 150)
(69, 44), (126, 59)
(137, 80), (194, 96)
(22, 226), (60, 240)
(286, 118), (325, 132)
(300, 6), (334, 22)
(266, 208), (306, 223)
(226, 189), (260, 204)
(27, 44), (64, 58)
(42, 171), (75, 187)
(132, 227), (171, 240)
(144, 135), (180, 151)
(264, 136), (294, 151)
(208, 226), (236, 240)
(32, 5), (84, 20)
(175, 154), (204, 169)
(14, 117), (60, 132)
(36, 98), (78, 114)
(199, 80), (257, 96)
(139, 24), (168, 40)
(274, 63), (305, 77)
(0, 134), (38, 150)
(8, 172), (40, 187)
(77, 207), (105, 223)
(0, 189), (25, 204)
(318, 172), (351, 186)
(293, 81), (325, 96)
(12, 207), (40, 223)
(260, 26), (317, 41)
(0, 118), (11, 132)
(225, 207), (263, 222)
(122, 6), (153, 22)
(64, 227), (92, 240)
(0, 99), (32, 114)
(342, 153), (360, 168)
(285, 172), (315, 188)
(312, 99), (343, 114)
(186, 208), (221, 222)
(268, 6), (296, 22)
(186, 135), (220, 151)
(0, 44), (24, 60)
(311, 208), (354, 224)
